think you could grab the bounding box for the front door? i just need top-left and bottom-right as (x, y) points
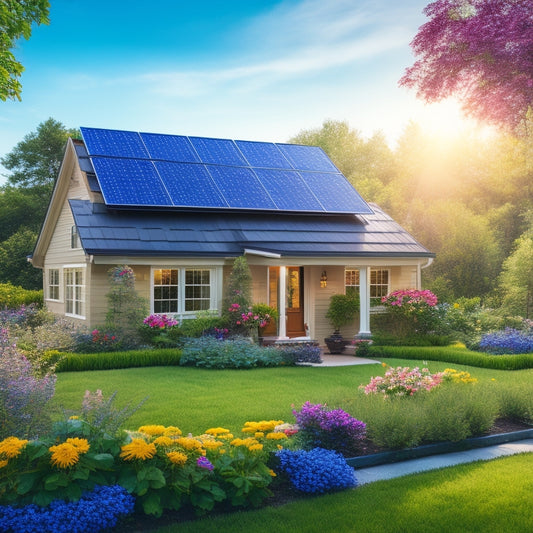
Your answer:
(286, 266), (306, 337)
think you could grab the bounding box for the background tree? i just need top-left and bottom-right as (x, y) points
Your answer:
(0, 0), (50, 100)
(0, 228), (41, 289)
(400, 0), (533, 132)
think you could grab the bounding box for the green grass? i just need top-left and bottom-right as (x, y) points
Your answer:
(156, 453), (533, 533)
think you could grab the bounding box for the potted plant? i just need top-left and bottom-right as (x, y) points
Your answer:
(324, 293), (359, 354)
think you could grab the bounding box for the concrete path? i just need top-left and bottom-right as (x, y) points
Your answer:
(355, 439), (533, 485)
(311, 353), (381, 366)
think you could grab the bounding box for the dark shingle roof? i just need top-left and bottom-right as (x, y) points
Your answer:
(70, 199), (433, 258)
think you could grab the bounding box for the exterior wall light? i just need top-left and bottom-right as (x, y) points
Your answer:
(320, 271), (328, 288)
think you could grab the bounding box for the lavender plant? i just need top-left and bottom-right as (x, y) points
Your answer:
(292, 402), (366, 457)
(0, 330), (56, 439)
(479, 328), (533, 354)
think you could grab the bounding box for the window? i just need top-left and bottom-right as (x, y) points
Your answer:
(153, 268), (213, 314)
(345, 268), (390, 304)
(64, 268), (84, 317)
(48, 269), (60, 300)
(71, 226), (81, 249)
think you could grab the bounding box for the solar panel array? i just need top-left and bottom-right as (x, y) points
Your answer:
(80, 127), (373, 215)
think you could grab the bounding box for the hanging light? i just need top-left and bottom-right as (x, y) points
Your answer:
(320, 271), (328, 288)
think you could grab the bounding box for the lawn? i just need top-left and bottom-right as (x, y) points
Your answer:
(52, 359), (533, 532)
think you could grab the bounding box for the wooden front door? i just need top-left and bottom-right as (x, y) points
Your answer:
(286, 266), (306, 337)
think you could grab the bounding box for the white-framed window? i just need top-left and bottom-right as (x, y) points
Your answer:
(71, 225), (81, 249)
(152, 268), (215, 315)
(345, 268), (390, 304)
(64, 267), (85, 317)
(47, 268), (60, 300)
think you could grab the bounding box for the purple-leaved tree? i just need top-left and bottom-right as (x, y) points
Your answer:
(400, 0), (533, 132)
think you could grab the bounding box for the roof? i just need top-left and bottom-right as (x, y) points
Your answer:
(69, 199), (434, 258)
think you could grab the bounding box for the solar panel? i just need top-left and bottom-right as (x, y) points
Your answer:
(277, 143), (339, 172)
(81, 126), (374, 215)
(235, 140), (292, 169)
(140, 133), (199, 163)
(91, 157), (172, 206)
(207, 166), (277, 210)
(81, 127), (149, 159)
(189, 137), (247, 166)
(299, 172), (374, 214)
(253, 168), (324, 212)
(155, 162), (227, 208)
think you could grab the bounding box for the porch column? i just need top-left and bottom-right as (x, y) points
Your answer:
(278, 266), (287, 338)
(358, 266), (371, 337)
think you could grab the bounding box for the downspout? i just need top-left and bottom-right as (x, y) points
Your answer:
(417, 257), (434, 289)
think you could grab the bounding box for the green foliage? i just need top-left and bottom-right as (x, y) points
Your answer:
(0, 228), (42, 290)
(179, 337), (283, 369)
(325, 293), (358, 331)
(0, 283), (42, 307)
(105, 265), (148, 346)
(55, 348), (182, 372)
(499, 232), (533, 318)
(0, 0), (50, 101)
(178, 311), (227, 338)
(222, 256), (252, 335)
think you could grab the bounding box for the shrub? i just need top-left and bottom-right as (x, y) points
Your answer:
(292, 402), (366, 457)
(0, 332), (56, 439)
(275, 448), (357, 494)
(274, 343), (322, 364)
(478, 328), (533, 354)
(0, 283), (43, 308)
(361, 365), (444, 397)
(178, 311), (226, 339)
(179, 337), (283, 369)
(0, 485), (135, 533)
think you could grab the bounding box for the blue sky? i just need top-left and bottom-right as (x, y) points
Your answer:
(0, 0), (477, 184)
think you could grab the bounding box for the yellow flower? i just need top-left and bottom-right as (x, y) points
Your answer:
(255, 432), (265, 438)
(0, 460), (8, 468)
(163, 426), (182, 437)
(69, 415), (79, 420)
(216, 433), (234, 440)
(205, 427), (230, 436)
(453, 302), (460, 309)
(49, 443), (80, 468)
(231, 437), (258, 447)
(269, 469), (277, 477)
(176, 437), (203, 451)
(66, 438), (90, 454)
(198, 436), (224, 451)
(167, 451), (188, 466)
(138, 425), (166, 436)
(0, 437), (29, 459)
(266, 432), (288, 440)
(248, 443), (264, 452)
(120, 439), (157, 461)
(242, 420), (284, 433)
(153, 436), (174, 447)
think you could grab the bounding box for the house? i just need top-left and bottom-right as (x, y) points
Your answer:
(30, 127), (434, 344)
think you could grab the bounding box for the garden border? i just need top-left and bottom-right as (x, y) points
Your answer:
(346, 428), (533, 468)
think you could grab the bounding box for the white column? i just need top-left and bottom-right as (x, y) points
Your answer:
(358, 266), (371, 337)
(278, 266), (287, 339)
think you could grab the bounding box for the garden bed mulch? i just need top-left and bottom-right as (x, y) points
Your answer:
(116, 418), (533, 532)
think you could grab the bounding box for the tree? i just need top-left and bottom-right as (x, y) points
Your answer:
(400, 0), (533, 132)
(499, 216), (533, 318)
(0, 0), (50, 101)
(0, 228), (42, 290)
(1, 118), (79, 191)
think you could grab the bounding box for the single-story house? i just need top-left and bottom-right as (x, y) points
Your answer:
(30, 127), (434, 344)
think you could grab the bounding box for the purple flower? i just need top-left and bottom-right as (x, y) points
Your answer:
(197, 456), (214, 470)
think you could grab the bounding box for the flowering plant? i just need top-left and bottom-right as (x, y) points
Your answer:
(381, 289), (438, 308)
(228, 303), (272, 329)
(276, 447), (357, 494)
(292, 402), (366, 457)
(108, 265), (136, 289)
(361, 364), (444, 398)
(478, 328), (533, 355)
(143, 314), (179, 329)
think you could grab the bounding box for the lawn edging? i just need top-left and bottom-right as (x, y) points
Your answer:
(346, 428), (533, 468)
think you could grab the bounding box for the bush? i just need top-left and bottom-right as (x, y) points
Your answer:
(274, 343), (322, 364)
(0, 485), (135, 533)
(178, 311), (227, 339)
(179, 337), (283, 369)
(275, 448), (357, 494)
(0, 283), (43, 308)
(0, 331), (56, 439)
(478, 328), (533, 354)
(292, 402), (366, 457)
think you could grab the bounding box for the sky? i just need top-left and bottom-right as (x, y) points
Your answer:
(0, 0), (483, 184)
